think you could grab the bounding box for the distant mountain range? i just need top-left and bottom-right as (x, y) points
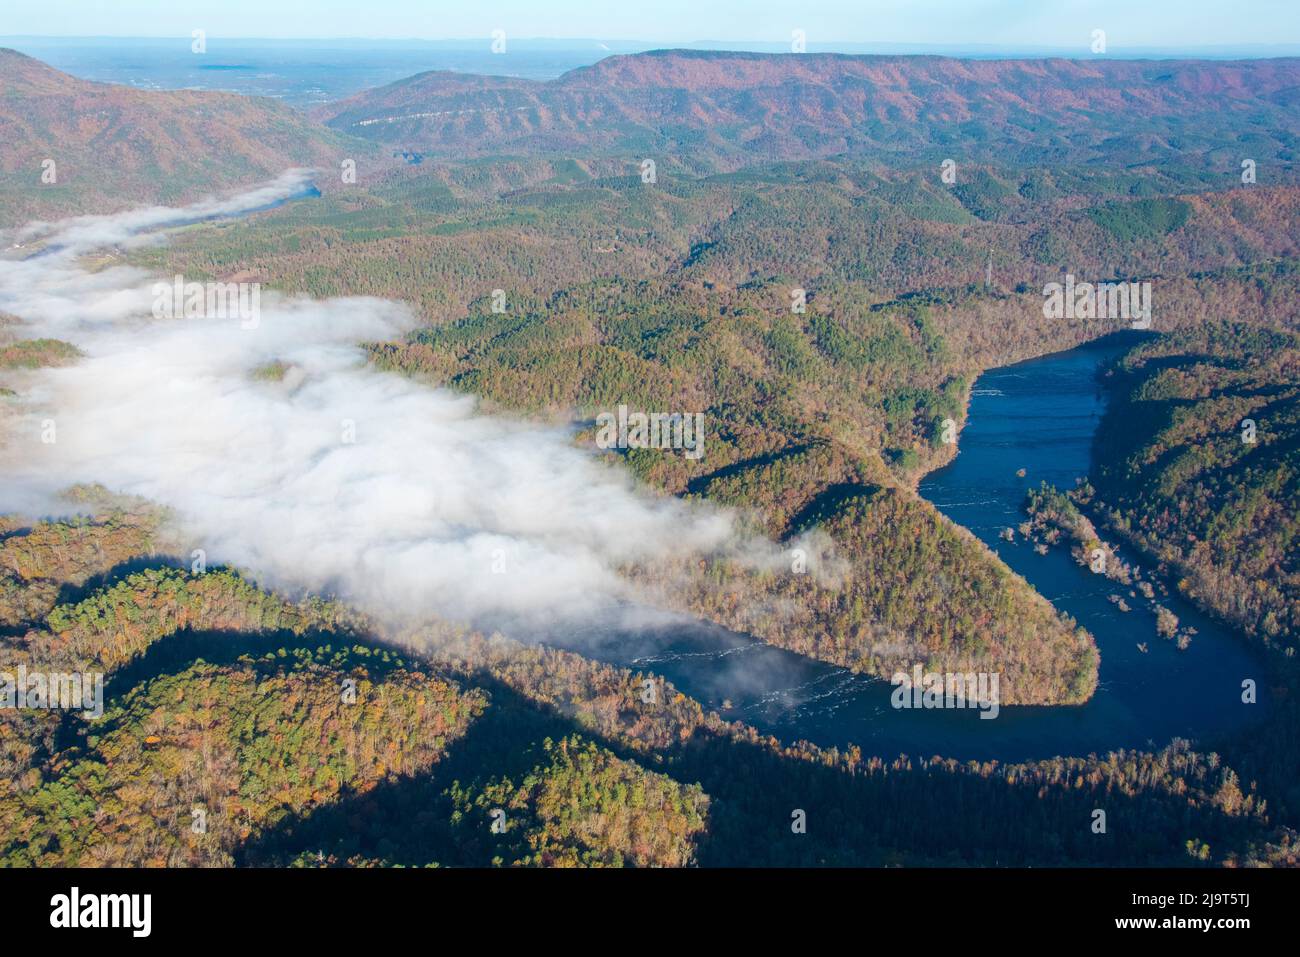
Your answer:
(3, 46), (1298, 226)
(316, 49), (1300, 170)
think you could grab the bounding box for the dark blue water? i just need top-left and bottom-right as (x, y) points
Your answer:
(571, 334), (1266, 762)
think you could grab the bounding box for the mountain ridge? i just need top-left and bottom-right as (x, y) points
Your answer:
(0, 48), (372, 226)
(313, 49), (1300, 170)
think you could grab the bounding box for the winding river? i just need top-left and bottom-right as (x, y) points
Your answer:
(573, 333), (1267, 762)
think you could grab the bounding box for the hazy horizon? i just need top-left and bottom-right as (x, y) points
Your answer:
(4, 0), (1298, 47)
(5, 35), (1300, 58)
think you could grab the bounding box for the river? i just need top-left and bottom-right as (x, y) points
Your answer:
(569, 333), (1267, 762)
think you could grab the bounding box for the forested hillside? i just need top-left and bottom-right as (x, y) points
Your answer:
(0, 48), (372, 227)
(2, 508), (1296, 867)
(1091, 323), (1300, 648)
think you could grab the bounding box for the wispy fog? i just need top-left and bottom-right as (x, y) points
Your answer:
(0, 173), (738, 631)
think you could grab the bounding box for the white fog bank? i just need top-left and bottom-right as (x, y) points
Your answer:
(0, 173), (738, 630)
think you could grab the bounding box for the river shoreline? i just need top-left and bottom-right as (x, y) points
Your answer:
(558, 333), (1270, 762)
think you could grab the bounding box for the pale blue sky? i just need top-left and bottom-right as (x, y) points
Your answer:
(2, 0), (1297, 48)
